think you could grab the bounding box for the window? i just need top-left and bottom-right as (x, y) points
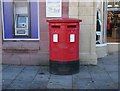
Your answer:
(107, 0), (120, 42)
(2, 0), (39, 40)
(108, 0), (120, 7)
(96, 10), (102, 44)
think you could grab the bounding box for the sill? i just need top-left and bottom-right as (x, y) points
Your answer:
(2, 41), (40, 53)
(96, 43), (107, 47)
(107, 42), (120, 44)
(3, 48), (39, 53)
(3, 38), (39, 41)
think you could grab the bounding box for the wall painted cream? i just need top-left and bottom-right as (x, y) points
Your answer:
(107, 43), (120, 53)
(69, 1), (97, 65)
(96, 1), (108, 58)
(96, 44), (107, 58)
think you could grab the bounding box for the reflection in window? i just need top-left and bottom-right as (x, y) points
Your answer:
(107, 1), (120, 42)
(108, 0), (120, 7)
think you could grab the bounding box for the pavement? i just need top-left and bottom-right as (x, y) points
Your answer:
(2, 52), (119, 90)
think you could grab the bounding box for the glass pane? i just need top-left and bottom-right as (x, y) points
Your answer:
(17, 16), (28, 28)
(107, 1), (120, 43)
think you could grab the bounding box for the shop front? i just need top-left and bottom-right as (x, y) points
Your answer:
(96, 0), (120, 58)
(107, 1), (120, 42)
(1, 0), (70, 65)
(1, 0), (119, 65)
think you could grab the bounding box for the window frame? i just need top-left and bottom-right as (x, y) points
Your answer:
(1, 0), (40, 40)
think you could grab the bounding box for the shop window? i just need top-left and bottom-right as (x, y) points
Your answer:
(107, 10), (120, 42)
(2, 0), (39, 40)
(108, 1), (120, 7)
(107, 0), (120, 42)
(108, 2), (114, 7)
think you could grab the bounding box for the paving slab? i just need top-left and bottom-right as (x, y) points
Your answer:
(2, 66), (24, 80)
(15, 72), (37, 82)
(94, 80), (117, 89)
(92, 74), (112, 82)
(23, 66), (40, 72)
(73, 72), (91, 79)
(47, 75), (72, 89)
(15, 66), (39, 82)
(2, 79), (13, 89)
(31, 66), (51, 89)
(2, 65), (9, 71)
(89, 70), (111, 80)
(29, 81), (49, 89)
(0, 65), (2, 72)
(102, 58), (118, 65)
(7, 80), (32, 89)
(0, 85), (2, 90)
(108, 71), (118, 83)
(33, 74), (50, 82)
(97, 63), (105, 69)
(3, 65), (24, 72)
(0, 71), (2, 82)
(3, 72), (19, 80)
(73, 78), (95, 89)
(38, 66), (49, 75)
(104, 64), (118, 72)
(88, 66), (107, 77)
(79, 66), (89, 72)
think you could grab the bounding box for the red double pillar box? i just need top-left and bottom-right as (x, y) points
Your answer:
(47, 18), (82, 75)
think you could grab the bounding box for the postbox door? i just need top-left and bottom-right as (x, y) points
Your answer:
(49, 23), (79, 62)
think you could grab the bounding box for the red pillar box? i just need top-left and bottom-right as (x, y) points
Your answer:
(47, 18), (82, 75)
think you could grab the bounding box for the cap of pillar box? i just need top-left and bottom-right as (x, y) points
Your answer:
(47, 18), (82, 23)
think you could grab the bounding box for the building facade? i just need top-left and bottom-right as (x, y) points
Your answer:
(1, 0), (120, 65)
(0, 1), (2, 64)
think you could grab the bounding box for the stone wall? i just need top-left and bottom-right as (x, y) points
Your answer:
(2, 1), (100, 65)
(2, 1), (69, 65)
(0, 2), (2, 89)
(69, 0), (97, 65)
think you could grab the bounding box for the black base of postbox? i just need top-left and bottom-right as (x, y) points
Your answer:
(49, 60), (79, 75)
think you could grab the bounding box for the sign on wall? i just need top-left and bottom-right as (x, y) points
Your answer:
(46, 0), (62, 17)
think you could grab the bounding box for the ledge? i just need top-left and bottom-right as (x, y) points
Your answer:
(3, 48), (39, 53)
(2, 41), (40, 53)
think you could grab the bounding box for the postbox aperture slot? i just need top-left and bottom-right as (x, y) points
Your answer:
(51, 25), (60, 28)
(67, 25), (76, 28)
